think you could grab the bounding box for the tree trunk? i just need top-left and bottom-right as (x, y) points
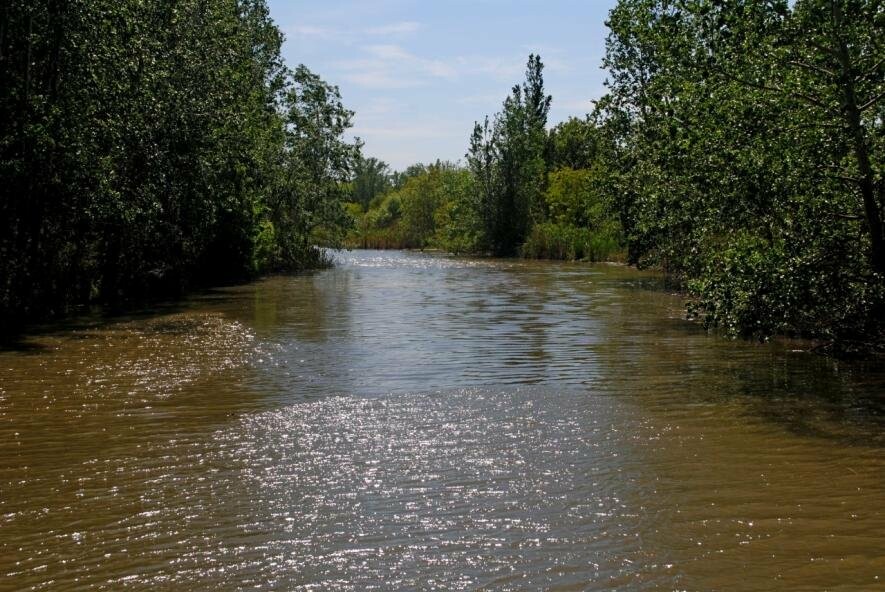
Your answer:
(832, 2), (885, 275)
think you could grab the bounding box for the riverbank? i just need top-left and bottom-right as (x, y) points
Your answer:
(0, 247), (336, 346)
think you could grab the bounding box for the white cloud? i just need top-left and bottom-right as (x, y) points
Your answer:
(284, 21), (423, 45)
(343, 71), (424, 90)
(366, 45), (456, 79)
(455, 55), (525, 82)
(366, 21), (422, 35)
(364, 44), (413, 61)
(520, 44), (571, 71)
(286, 25), (342, 42)
(333, 44), (456, 89)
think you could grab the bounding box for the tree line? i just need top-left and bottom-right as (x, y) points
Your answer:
(351, 0), (883, 347)
(1, 0), (358, 333)
(599, 0), (883, 345)
(348, 57), (623, 262)
(3, 0), (881, 347)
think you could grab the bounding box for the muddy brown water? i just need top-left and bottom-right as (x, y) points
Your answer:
(1, 250), (884, 591)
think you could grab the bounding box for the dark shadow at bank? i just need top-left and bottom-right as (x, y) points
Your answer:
(0, 267), (328, 353)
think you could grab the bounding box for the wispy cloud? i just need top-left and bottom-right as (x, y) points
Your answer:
(285, 21), (423, 45)
(343, 71), (424, 90)
(286, 25), (343, 42)
(366, 45), (456, 79)
(520, 44), (572, 70)
(366, 21), (421, 35)
(454, 55), (527, 82)
(351, 123), (463, 140)
(334, 44), (456, 89)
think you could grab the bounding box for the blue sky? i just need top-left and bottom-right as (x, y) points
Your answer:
(267, 0), (619, 170)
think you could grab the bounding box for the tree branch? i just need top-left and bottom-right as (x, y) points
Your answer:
(808, 40), (839, 59)
(728, 74), (834, 112)
(787, 60), (835, 78)
(859, 88), (885, 112)
(856, 56), (885, 82)
(784, 122), (842, 132)
(826, 172), (862, 184)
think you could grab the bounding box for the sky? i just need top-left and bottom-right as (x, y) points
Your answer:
(267, 0), (619, 170)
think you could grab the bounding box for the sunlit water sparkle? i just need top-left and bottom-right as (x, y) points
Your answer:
(1, 250), (884, 590)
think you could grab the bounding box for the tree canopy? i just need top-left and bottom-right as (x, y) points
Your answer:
(3, 1), (881, 349)
(1, 0), (358, 332)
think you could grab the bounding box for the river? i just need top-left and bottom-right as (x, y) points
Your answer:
(1, 250), (883, 590)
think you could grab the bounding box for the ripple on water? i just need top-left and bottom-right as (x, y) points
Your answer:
(1, 251), (884, 591)
(210, 388), (651, 590)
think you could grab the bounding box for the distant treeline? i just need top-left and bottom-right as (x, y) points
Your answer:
(1, 0), (358, 332)
(350, 0), (883, 346)
(346, 57), (625, 264)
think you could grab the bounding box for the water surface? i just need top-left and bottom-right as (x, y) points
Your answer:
(1, 250), (883, 590)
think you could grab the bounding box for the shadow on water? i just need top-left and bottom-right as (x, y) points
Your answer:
(0, 269), (320, 353)
(553, 259), (885, 448)
(725, 352), (885, 447)
(3, 249), (885, 591)
(0, 300), (189, 352)
(620, 319), (885, 448)
(4, 250), (884, 451)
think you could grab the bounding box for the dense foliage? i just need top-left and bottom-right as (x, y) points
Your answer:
(346, 161), (479, 252)
(467, 55), (553, 256)
(0, 0), (358, 332)
(354, 1), (883, 347)
(598, 0), (884, 345)
(349, 156), (391, 211)
(352, 57), (625, 263)
(4, 0), (880, 348)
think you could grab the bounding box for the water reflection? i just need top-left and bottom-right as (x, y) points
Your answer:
(1, 250), (883, 590)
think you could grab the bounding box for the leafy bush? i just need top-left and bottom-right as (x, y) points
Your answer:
(689, 233), (885, 343)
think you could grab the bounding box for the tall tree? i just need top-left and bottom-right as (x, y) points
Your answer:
(1, 0), (358, 331)
(351, 156), (391, 210)
(268, 65), (360, 268)
(467, 54), (552, 255)
(599, 0), (884, 341)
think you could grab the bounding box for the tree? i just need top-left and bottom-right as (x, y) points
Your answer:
(467, 54), (552, 255)
(778, 1), (883, 275)
(0, 0), (359, 331)
(549, 116), (601, 170)
(351, 156), (391, 211)
(268, 65), (361, 268)
(598, 0), (884, 342)
(390, 163), (428, 190)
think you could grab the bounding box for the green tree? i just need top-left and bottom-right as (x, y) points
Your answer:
(266, 65), (361, 269)
(351, 156), (391, 211)
(467, 54), (552, 255)
(0, 0), (359, 332)
(390, 163), (428, 190)
(548, 117), (601, 170)
(599, 0), (884, 343)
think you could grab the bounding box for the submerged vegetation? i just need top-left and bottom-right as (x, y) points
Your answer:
(2, 0), (882, 348)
